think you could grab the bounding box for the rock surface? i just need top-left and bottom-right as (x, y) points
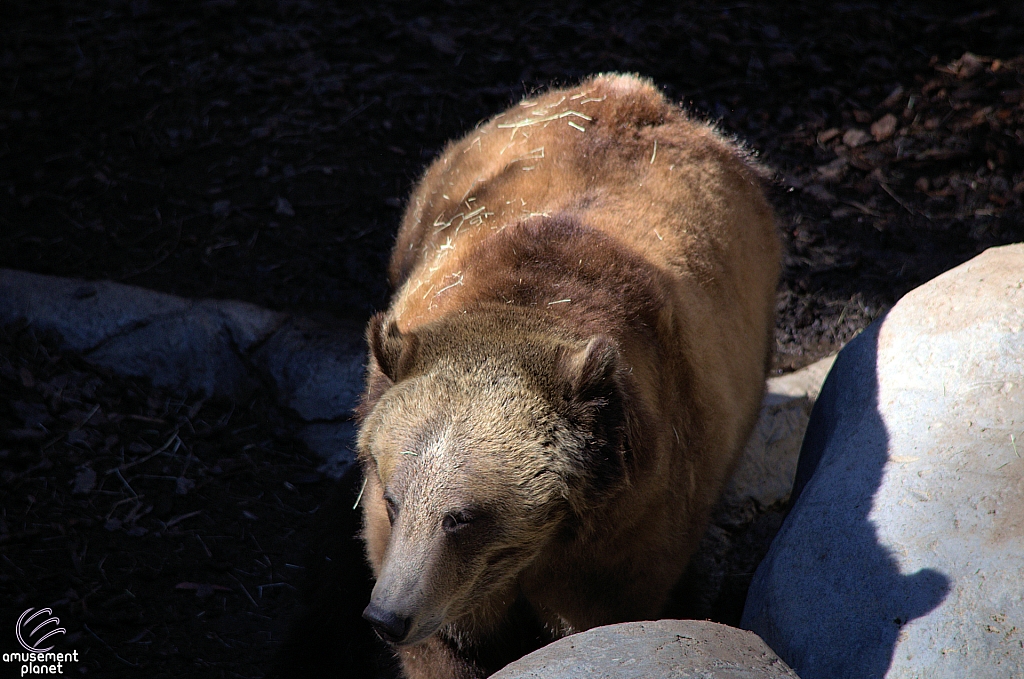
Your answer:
(0, 268), (366, 475)
(719, 354), (836, 525)
(490, 620), (800, 679)
(743, 243), (1024, 678)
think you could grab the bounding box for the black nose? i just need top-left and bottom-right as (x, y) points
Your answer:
(362, 603), (411, 643)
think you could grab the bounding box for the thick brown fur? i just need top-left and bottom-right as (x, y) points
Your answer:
(356, 73), (780, 679)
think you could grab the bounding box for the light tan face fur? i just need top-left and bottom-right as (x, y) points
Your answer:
(358, 354), (579, 646)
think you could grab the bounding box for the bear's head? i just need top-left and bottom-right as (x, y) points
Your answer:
(356, 310), (627, 646)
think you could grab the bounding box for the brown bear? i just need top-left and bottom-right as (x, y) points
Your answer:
(355, 73), (780, 679)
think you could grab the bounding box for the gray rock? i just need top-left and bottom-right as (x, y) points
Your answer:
(252, 316), (366, 422)
(0, 268), (367, 474)
(491, 620), (800, 679)
(743, 243), (1024, 679)
(0, 269), (285, 395)
(85, 303), (266, 396)
(0, 270), (190, 351)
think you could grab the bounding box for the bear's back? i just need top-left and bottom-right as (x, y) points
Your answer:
(390, 74), (777, 344)
(387, 74), (778, 463)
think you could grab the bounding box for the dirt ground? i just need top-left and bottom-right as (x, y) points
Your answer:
(1, 1), (1022, 677)
(0, 322), (346, 677)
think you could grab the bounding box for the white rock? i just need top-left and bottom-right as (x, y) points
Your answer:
(743, 244), (1024, 679)
(491, 620), (801, 679)
(719, 354), (837, 525)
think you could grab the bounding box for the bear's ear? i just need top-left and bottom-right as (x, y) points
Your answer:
(367, 312), (418, 384)
(558, 335), (619, 403)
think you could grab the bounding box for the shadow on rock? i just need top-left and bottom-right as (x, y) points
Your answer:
(744, 319), (950, 679)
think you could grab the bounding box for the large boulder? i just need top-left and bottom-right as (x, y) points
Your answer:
(743, 244), (1024, 678)
(490, 620), (800, 679)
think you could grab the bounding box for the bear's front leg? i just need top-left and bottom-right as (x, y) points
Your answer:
(396, 635), (484, 679)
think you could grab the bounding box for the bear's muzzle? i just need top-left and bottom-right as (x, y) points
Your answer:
(362, 602), (412, 644)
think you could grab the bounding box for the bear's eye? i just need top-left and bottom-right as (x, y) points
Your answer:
(442, 511), (475, 533)
(384, 495), (398, 526)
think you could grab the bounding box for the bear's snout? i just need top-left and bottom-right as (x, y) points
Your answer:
(362, 602), (412, 644)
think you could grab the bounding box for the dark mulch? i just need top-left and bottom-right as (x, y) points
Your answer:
(1, 1), (1023, 677)
(2, 1), (1022, 366)
(0, 321), (376, 677)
